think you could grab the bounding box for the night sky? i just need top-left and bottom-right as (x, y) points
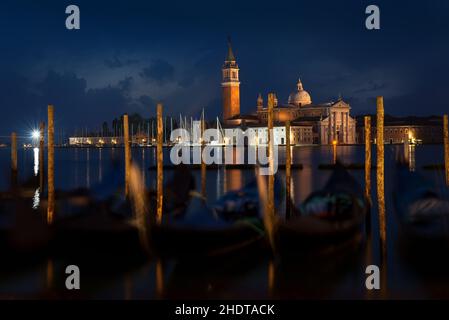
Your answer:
(1, 0), (449, 137)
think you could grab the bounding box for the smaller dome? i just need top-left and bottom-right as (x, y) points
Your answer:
(288, 79), (312, 106)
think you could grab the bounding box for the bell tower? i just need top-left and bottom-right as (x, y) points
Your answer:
(222, 37), (240, 123)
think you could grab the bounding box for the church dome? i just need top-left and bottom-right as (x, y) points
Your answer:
(288, 79), (312, 106)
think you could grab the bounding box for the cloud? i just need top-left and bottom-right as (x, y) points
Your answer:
(118, 76), (134, 93)
(138, 95), (156, 108)
(0, 70), (158, 136)
(139, 59), (175, 85)
(104, 56), (139, 69)
(177, 51), (217, 88)
(353, 80), (388, 94)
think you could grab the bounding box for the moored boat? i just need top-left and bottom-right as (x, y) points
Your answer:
(148, 174), (279, 259)
(275, 163), (368, 259)
(393, 163), (449, 268)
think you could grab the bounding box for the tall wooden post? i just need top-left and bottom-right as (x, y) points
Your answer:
(156, 104), (164, 223)
(39, 122), (45, 191)
(268, 260), (275, 298)
(155, 260), (164, 299)
(268, 93), (275, 212)
(444, 114), (449, 186)
(201, 117), (206, 198)
(285, 121), (291, 219)
(47, 105), (55, 224)
(46, 259), (54, 289)
(124, 114), (130, 197)
(11, 132), (17, 187)
(266, 93), (275, 248)
(11, 132), (17, 172)
(364, 116), (372, 235)
(376, 97), (386, 255)
(364, 116), (371, 205)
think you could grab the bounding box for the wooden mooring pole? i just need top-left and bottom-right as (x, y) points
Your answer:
(11, 132), (17, 187)
(156, 103), (164, 224)
(201, 117), (206, 198)
(11, 132), (17, 172)
(47, 105), (55, 224)
(364, 116), (372, 205)
(376, 97), (386, 255)
(364, 116), (372, 234)
(124, 114), (130, 197)
(285, 120), (291, 219)
(39, 122), (45, 191)
(266, 93), (275, 248)
(268, 93), (275, 215)
(444, 114), (449, 186)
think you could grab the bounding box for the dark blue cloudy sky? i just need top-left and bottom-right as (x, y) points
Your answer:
(1, 0), (449, 136)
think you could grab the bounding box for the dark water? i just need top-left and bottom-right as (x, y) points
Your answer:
(0, 145), (448, 299)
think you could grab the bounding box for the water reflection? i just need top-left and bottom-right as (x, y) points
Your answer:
(216, 168), (221, 198)
(295, 147), (313, 204)
(226, 169), (242, 191)
(99, 148), (103, 183)
(155, 260), (164, 299)
(74, 148), (79, 186)
(141, 148), (145, 185)
(409, 145), (416, 171)
(32, 188), (40, 210)
(268, 260), (275, 298)
(30, 147), (42, 209)
(46, 259), (54, 290)
(223, 167), (227, 193)
(33, 147), (39, 176)
(86, 148), (90, 188)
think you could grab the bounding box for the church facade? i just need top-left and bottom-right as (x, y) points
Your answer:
(221, 40), (356, 145)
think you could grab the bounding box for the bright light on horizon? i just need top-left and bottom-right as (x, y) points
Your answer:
(31, 130), (40, 140)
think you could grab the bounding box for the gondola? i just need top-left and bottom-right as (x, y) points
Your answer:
(49, 168), (149, 264)
(49, 163), (201, 264)
(275, 163), (368, 259)
(148, 171), (282, 259)
(393, 163), (449, 264)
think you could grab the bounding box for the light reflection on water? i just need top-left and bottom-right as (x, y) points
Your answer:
(33, 147), (39, 177)
(86, 148), (90, 188)
(32, 147), (40, 209)
(32, 188), (40, 210)
(1, 144), (447, 209)
(1, 145), (449, 299)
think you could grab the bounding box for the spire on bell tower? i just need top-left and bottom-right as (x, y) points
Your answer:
(226, 36), (236, 62)
(222, 37), (240, 123)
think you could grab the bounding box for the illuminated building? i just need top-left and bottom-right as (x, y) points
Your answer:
(222, 40), (356, 145)
(222, 38), (240, 124)
(356, 115), (444, 144)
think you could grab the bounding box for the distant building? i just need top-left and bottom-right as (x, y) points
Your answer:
(69, 133), (150, 146)
(221, 39), (356, 145)
(356, 115), (444, 144)
(69, 136), (123, 146)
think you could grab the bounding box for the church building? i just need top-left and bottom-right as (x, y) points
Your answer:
(221, 40), (356, 145)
